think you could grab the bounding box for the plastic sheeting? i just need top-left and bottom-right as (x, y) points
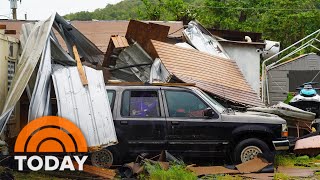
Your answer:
(52, 66), (118, 147)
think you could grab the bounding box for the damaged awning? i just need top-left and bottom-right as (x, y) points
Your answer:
(149, 40), (263, 107)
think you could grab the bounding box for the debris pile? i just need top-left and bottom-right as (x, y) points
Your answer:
(0, 13), (118, 149)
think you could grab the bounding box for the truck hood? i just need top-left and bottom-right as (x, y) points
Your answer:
(221, 111), (286, 124)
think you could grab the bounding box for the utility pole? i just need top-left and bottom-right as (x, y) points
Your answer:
(9, 0), (19, 20)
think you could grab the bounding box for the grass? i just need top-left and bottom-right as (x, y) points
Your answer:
(143, 162), (197, 180)
(274, 154), (320, 168)
(142, 163), (245, 180)
(201, 174), (243, 180)
(274, 173), (291, 180)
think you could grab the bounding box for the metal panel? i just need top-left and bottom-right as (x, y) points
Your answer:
(54, 14), (104, 65)
(1, 14), (55, 115)
(116, 42), (153, 82)
(52, 66), (118, 147)
(150, 40), (263, 107)
(0, 107), (14, 134)
(183, 21), (230, 59)
(271, 54), (320, 71)
(28, 39), (52, 121)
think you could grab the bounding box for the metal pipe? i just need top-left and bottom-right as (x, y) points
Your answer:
(109, 63), (152, 71)
(261, 29), (320, 104)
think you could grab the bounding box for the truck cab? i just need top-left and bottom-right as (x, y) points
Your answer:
(93, 85), (289, 167)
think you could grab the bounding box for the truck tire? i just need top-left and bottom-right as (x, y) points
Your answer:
(91, 147), (121, 168)
(234, 138), (272, 164)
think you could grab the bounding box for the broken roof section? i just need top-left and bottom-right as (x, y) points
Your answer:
(0, 20), (184, 52)
(149, 40), (263, 107)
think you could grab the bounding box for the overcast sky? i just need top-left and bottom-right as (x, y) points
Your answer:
(0, 0), (123, 20)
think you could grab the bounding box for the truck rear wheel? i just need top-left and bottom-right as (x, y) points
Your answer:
(234, 138), (271, 164)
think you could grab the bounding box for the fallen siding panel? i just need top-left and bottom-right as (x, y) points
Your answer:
(28, 39), (52, 121)
(150, 40), (263, 107)
(52, 66), (117, 147)
(1, 14), (55, 114)
(0, 107), (14, 134)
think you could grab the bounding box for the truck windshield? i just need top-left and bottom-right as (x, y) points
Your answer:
(197, 89), (226, 113)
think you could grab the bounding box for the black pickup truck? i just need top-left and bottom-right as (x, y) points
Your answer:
(91, 85), (289, 167)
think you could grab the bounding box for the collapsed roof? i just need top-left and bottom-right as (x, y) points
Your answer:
(148, 40), (263, 107)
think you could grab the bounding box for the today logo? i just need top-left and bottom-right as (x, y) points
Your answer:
(14, 116), (88, 171)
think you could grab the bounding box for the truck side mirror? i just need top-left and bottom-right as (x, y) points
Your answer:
(204, 108), (215, 118)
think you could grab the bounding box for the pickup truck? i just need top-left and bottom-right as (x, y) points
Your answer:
(91, 85), (289, 167)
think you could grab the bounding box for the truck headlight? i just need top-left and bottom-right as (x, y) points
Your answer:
(282, 124), (288, 137)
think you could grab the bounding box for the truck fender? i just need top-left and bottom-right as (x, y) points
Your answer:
(232, 124), (274, 138)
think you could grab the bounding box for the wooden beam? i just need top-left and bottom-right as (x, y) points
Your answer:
(73, 45), (88, 86)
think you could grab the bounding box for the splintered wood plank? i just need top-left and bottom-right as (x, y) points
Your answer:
(73, 45), (88, 86)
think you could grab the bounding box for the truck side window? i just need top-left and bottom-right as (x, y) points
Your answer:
(121, 90), (160, 117)
(107, 90), (116, 111)
(165, 90), (209, 118)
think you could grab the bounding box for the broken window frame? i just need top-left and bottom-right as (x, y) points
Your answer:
(121, 90), (161, 118)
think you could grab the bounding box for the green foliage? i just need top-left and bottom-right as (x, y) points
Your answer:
(64, 0), (143, 20)
(144, 162), (197, 180)
(284, 92), (294, 104)
(199, 0), (320, 49)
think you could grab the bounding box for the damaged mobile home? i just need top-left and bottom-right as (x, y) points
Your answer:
(0, 13), (118, 149)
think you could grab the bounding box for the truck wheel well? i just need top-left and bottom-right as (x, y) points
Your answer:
(231, 132), (275, 151)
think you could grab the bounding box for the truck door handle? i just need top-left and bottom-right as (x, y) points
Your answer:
(171, 121), (179, 125)
(120, 121), (128, 125)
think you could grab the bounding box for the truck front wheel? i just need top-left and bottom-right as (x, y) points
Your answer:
(234, 138), (272, 164)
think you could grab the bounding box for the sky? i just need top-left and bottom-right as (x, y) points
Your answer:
(0, 0), (123, 20)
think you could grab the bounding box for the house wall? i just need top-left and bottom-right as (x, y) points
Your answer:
(220, 42), (263, 96)
(0, 30), (20, 138)
(267, 54), (320, 105)
(0, 32), (9, 111)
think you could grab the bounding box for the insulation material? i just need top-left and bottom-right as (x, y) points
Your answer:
(52, 66), (118, 147)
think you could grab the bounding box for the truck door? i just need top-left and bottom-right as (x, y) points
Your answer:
(114, 88), (167, 154)
(162, 89), (227, 156)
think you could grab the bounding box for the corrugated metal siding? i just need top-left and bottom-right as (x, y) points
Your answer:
(52, 66), (118, 148)
(267, 71), (289, 105)
(151, 40), (263, 107)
